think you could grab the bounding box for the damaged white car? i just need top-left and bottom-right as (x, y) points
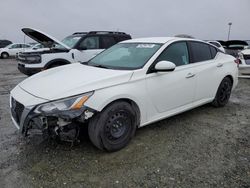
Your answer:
(238, 49), (250, 75)
(10, 37), (238, 151)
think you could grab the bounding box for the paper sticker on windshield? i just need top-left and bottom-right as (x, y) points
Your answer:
(136, 44), (155, 48)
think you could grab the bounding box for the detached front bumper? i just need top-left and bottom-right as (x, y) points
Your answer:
(10, 96), (96, 137)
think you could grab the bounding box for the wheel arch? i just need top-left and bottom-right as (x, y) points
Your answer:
(224, 74), (234, 85)
(45, 59), (71, 69)
(98, 98), (141, 128)
(1, 51), (9, 56)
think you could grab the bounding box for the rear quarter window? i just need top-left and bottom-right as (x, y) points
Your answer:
(210, 46), (218, 59)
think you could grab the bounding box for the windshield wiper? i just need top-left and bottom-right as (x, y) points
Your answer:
(93, 64), (109, 69)
(90, 64), (110, 69)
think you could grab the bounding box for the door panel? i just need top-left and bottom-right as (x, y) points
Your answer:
(194, 59), (224, 101)
(74, 36), (103, 62)
(188, 41), (222, 101)
(146, 65), (196, 113)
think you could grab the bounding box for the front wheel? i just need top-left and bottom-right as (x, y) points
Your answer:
(88, 101), (137, 152)
(212, 77), (233, 107)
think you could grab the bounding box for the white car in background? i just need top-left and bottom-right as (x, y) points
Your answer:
(208, 41), (226, 53)
(0, 43), (31, 58)
(238, 49), (250, 75)
(26, 43), (49, 52)
(10, 37), (238, 152)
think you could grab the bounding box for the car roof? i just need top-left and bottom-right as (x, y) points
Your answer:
(121, 37), (205, 44)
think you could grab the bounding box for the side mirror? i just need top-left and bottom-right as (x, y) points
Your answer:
(154, 61), (176, 72)
(77, 46), (87, 50)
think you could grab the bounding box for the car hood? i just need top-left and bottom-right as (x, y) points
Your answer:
(19, 63), (133, 101)
(241, 49), (250, 55)
(22, 28), (70, 50)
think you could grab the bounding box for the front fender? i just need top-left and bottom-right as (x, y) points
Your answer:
(85, 82), (147, 125)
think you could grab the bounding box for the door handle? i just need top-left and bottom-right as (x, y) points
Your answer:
(186, 73), (195, 78)
(217, 63), (223, 67)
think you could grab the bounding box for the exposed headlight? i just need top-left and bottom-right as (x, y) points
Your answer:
(34, 92), (94, 114)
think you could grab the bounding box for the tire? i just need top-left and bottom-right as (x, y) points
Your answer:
(212, 77), (233, 107)
(88, 101), (137, 152)
(1, 52), (9, 59)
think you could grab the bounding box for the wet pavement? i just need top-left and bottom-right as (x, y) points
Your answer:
(0, 59), (249, 188)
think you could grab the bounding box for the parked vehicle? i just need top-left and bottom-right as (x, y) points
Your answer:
(238, 49), (250, 75)
(25, 43), (49, 52)
(0, 43), (31, 58)
(10, 37), (238, 151)
(0, 40), (12, 48)
(207, 41), (225, 53)
(245, 40), (250, 47)
(17, 28), (131, 76)
(218, 40), (249, 57)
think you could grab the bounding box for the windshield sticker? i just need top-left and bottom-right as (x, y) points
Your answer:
(136, 44), (156, 48)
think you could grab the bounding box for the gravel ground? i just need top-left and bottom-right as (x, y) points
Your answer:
(0, 59), (249, 188)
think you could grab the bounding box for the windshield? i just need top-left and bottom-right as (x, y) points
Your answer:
(61, 35), (82, 48)
(87, 43), (162, 70)
(54, 35), (83, 49)
(5, 44), (13, 48)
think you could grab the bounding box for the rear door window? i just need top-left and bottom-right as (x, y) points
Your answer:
(22, 44), (30, 48)
(189, 42), (212, 63)
(101, 36), (116, 49)
(210, 46), (218, 59)
(79, 36), (100, 49)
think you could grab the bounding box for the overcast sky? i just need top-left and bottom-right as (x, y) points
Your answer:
(1, 0), (250, 42)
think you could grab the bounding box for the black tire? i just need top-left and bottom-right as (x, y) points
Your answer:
(1, 52), (9, 59)
(88, 101), (137, 152)
(212, 77), (233, 107)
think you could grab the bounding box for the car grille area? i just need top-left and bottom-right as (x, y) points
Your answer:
(11, 97), (24, 125)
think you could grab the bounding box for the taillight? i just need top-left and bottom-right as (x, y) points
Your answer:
(234, 59), (241, 67)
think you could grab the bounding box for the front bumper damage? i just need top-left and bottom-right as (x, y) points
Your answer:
(10, 96), (96, 143)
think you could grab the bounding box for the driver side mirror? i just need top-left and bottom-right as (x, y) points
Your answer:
(154, 61), (176, 72)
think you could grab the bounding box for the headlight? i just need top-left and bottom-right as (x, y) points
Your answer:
(34, 92), (93, 114)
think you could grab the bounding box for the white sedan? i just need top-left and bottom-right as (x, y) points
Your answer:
(239, 49), (250, 75)
(0, 43), (31, 58)
(10, 37), (238, 151)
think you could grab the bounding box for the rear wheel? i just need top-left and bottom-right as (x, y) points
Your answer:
(1, 52), (9, 59)
(88, 101), (137, 152)
(212, 77), (233, 107)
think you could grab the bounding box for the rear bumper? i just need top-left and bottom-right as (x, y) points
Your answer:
(18, 63), (42, 76)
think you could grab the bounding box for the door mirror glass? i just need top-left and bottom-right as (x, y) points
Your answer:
(154, 61), (176, 72)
